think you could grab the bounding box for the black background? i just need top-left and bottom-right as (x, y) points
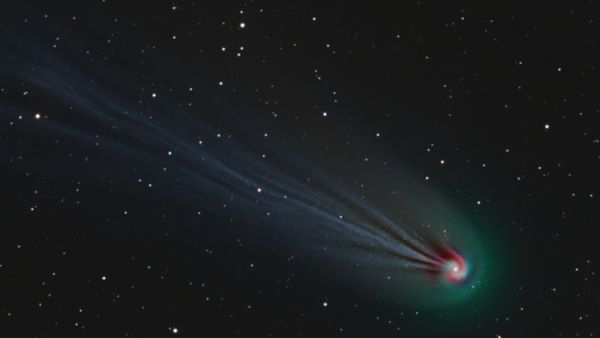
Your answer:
(1, 1), (599, 337)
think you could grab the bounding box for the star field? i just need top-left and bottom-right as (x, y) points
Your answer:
(1, 1), (600, 337)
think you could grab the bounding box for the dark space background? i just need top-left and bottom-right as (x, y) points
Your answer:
(1, 1), (599, 337)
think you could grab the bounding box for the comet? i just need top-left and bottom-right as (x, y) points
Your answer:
(0, 32), (483, 304)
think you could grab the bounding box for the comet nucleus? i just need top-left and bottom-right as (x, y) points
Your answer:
(441, 250), (468, 283)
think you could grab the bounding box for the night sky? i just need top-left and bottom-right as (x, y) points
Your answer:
(1, 1), (599, 337)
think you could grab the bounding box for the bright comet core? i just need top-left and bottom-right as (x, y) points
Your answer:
(442, 251), (468, 283)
